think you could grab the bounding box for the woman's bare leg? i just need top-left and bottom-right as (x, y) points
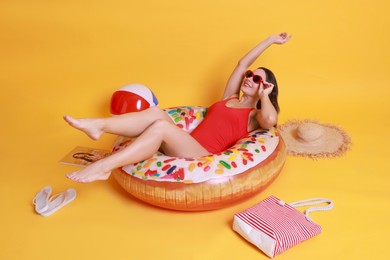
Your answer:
(63, 106), (172, 140)
(66, 119), (209, 183)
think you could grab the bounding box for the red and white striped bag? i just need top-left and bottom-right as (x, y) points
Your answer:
(233, 196), (333, 258)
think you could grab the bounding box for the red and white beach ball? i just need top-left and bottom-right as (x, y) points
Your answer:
(110, 83), (159, 115)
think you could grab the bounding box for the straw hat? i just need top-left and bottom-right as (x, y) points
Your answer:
(278, 119), (351, 158)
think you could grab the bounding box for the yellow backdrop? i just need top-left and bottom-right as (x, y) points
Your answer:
(1, 0), (389, 259)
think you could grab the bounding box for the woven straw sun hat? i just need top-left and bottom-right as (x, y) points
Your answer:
(278, 119), (351, 158)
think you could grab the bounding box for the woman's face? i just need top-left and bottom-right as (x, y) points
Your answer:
(241, 69), (267, 97)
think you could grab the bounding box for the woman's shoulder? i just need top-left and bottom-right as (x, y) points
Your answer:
(222, 94), (239, 101)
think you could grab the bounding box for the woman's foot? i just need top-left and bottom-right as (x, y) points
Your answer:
(63, 116), (103, 140)
(66, 161), (111, 183)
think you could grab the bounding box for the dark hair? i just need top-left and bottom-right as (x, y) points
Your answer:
(256, 67), (280, 113)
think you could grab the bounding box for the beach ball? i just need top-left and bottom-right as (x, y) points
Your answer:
(110, 83), (159, 115)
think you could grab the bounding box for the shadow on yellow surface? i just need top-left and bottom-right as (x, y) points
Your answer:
(1, 0), (389, 259)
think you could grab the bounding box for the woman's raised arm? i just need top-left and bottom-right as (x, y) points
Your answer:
(222, 32), (292, 100)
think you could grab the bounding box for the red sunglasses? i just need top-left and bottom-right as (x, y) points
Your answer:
(245, 70), (263, 84)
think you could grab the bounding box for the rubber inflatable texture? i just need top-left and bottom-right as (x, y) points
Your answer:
(112, 106), (286, 211)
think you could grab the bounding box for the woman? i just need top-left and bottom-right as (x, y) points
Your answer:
(64, 32), (291, 183)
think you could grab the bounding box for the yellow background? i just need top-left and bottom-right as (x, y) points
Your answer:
(1, 0), (389, 259)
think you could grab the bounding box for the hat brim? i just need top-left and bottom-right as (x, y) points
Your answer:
(277, 119), (351, 159)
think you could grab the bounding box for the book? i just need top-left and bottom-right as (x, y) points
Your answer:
(59, 146), (111, 167)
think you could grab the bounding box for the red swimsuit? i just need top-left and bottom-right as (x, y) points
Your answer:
(190, 97), (254, 154)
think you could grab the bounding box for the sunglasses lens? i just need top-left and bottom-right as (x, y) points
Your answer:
(253, 75), (262, 84)
(245, 70), (253, 78)
(245, 70), (262, 84)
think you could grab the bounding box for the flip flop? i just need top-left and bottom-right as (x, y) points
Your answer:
(40, 188), (77, 217)
(32, 186), (52, 214)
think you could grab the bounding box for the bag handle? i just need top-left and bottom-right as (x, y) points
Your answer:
(289, 198), (334, 221)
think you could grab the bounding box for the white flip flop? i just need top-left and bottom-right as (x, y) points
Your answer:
(40, 188), (77, 217)
(32, 186), (52, 214)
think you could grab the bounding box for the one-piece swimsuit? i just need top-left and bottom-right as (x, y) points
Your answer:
(190, 97), (254, 154)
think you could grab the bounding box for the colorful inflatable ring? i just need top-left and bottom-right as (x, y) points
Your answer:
(112, 106), (286, 211)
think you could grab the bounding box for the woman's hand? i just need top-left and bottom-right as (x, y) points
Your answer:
(269, 32), (292, 45)
(258, 81), (274, 99)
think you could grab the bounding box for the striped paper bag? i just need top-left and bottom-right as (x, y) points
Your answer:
(233, 196), (333, 258)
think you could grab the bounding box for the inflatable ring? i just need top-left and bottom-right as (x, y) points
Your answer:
(112, 106), (286, 211)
